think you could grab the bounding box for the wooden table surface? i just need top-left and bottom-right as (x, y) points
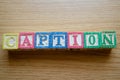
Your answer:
(0, 0), (120, 80)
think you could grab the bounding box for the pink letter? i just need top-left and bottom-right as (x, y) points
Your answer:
(22, 35), (31, 46)
(73, 35), (78, 46)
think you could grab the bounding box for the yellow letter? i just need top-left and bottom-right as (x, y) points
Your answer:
(6, 37), (15, 47)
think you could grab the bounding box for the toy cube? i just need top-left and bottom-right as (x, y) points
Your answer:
(19, 32), (34, 49)
(101, 31), (116, 48)
(3, 33), (18, 49)
(34, 32), (50, 48)
(68, 32), (84, 48)
(50, 32), (67, 48)
(84, 32), (101, 48)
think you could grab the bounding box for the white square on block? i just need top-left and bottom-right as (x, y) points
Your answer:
(69, 34), (82, 46)
(53, 35), (65, 47)
(102, 33), (115, 45)
(3, 34), (18, 49)
(36, 34), (49, 47)
(86, 34), (99, 46)
(20, 35), (33, 47)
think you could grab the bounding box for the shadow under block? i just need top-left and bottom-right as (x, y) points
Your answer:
(50, 32), (67, 48)
(2, 33), (18, 49)
(19, 32), (34, 49)
(84, 32), (101, 48)
(34, 32), (50, 48)
(68, 32), (84, 48)
(101, 31), (116, 48)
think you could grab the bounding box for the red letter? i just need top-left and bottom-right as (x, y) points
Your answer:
(73, 35), (78, 46)
(22, 35), (31, 46)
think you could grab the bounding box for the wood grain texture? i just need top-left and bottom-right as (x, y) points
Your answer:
(0, 0), (120, 80)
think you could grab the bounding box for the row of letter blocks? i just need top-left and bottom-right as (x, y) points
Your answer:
(3, 31), (117, 49)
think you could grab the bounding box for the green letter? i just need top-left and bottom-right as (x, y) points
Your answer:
(103, 34), (113, 44)
(89, 35), (96, 45)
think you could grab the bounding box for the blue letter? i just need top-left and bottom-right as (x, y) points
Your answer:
(39, 35), (47, 45)
(54, 36), (64, 46)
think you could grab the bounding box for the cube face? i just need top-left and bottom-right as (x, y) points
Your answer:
(50, 32), (67, 48)
(68, 32), (84, 48)
(19, 32), (34, 49)
(84, 32), (101, 48)
(34, 32), (50, 48)
(3, 33), (18, 49)
(101, 31), (116, 48)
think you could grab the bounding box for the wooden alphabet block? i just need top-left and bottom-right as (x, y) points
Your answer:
(84, 32), (101, 48)
(50, 32), (67, 48)
(34, 32), (50, 48)
(68, 32), (84, 48)
(3, 33), (18, 49)
(19, 32), (34, 49)
(2, 31), (117, 50)
(101, 31), (116, 48)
